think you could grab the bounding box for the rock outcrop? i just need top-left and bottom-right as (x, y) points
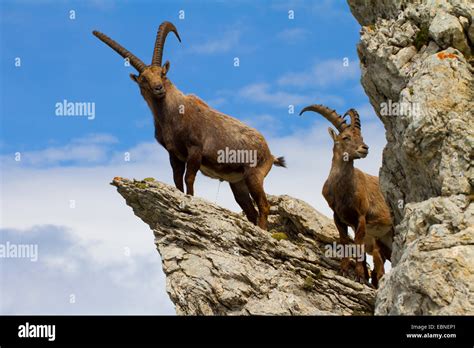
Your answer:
(112, 177), (375, 315)
(112, 0), (473, 316)
(348, 0), (474, 314)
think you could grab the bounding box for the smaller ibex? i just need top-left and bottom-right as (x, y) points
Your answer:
(93, 22), (286, 230)
(300, 105), (393, 287)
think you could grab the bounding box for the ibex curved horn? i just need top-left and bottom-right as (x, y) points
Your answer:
(299, 104), (348, 132)
(344, 109), (361, 130)
(152, 21), (181, 66)
(93, 30), (146, 73)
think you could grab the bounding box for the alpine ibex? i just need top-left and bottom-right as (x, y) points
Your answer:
(93, 22), (286, 230)
(300, 105), (392, 287)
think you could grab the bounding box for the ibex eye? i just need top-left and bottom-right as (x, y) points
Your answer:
(343, 136), (350, 141)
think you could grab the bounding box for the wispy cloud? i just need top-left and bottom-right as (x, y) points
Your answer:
(239, 82), (312, 107)
(242, 113), (282, 136)
(232, 57), (356, 109)
(2, 133), (118, 167)
(276, 28), (309, 44)
(278, 58), (359, 88)
(189, 30), (241, 54)
(70, 133), (117, 145)
(0, 225), (174, 314)
(238, 82), (344, 107)
(1, 118), (387, 314)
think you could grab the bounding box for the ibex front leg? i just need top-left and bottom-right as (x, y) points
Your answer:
(354, 215), (369, 284)
(184, 146), (202, 196)
(334, 214), (351, 276)
(169, 153), (185, 192)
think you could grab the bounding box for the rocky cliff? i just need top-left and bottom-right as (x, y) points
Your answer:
(348, 0), (474, 314)
(112, 0), (473, 316)
(112, 177), (375, 315)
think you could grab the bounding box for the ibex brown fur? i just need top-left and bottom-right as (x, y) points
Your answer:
(93, 22), (285, 230)
(300, 105), (392, 287)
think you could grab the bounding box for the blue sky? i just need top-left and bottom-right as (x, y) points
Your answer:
(0, 0), (386, 314)
(1, 0), (367, 155)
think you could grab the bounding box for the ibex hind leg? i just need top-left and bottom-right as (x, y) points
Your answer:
(354, 216), (370, 285)
(371, 240), (386, 288)
(244, 169), (270, 231)
(229, 180), (258, 225)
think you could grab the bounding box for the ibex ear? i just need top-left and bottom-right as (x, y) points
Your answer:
(130, 74), (139, 83)
(162, 60), (170, 76)
(328, 127), (338, 142)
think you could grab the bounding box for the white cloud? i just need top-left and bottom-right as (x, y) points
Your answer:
(242, 113), (282, 136)
(3, 133), (118, 166)
(1, 117), (388, 313)
(238, 82), (344, 108)
(71, 133), (118, 144)
(189, 30), (240, 54)
(239, 83), (311, 106)
(0, 225), (174, 314)
(278, 59), (360, 88)
(234, 58), (356, 109)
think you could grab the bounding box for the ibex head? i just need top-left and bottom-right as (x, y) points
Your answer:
(300, 105), (369, 160)
(93, 21), (181, 99)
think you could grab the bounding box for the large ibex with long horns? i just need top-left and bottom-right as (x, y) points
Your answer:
(93, 21), (286, 230)
(300, 104), (393, 287)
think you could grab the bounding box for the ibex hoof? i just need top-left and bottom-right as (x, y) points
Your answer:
(355, 275), (370, 286)
(338, 269), (349, 277)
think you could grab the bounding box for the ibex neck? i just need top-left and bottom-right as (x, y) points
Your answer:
(328, 154), (355, 182)
(150, 82), (183, 123)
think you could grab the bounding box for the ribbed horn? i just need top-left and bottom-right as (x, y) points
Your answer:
(344, 109), (361, 130)
(152, 21), (181, 66)
(299, 104), (348, 132)
(93, 30), (146, 72)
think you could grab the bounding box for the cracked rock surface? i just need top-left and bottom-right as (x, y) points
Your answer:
(112, 177), (375, 315)
(110, 0), (473, 316)
(348, 0), (474, 314)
